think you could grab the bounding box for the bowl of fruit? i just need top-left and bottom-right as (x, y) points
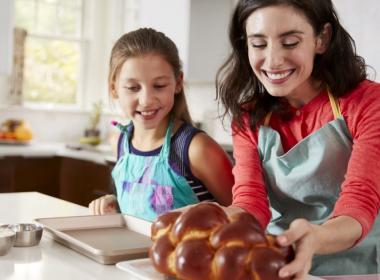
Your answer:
(0, 119), (33, 144)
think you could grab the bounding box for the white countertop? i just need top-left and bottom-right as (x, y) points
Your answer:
(0, 192), (140, 280)
(1, 193), (376, 280)
(0, 142), (116, 165)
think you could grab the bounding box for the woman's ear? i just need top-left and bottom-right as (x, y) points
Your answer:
(316, 23), (332, 54)
(175, 72), (184, 94)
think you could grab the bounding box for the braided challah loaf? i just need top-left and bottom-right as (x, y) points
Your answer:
(150, 203), (294, 280)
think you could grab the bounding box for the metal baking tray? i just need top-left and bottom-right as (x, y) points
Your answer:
(35, 214), (152, 264)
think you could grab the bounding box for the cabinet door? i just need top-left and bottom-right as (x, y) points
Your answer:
(187, 0), (233, 82)
(134, 0), (233, 82)
(14, 157), (60, 197)
(59, 157), (113, 206)
(0, 157), (15, 192)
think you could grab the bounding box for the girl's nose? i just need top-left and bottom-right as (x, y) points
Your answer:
(138, 88), (153, 106)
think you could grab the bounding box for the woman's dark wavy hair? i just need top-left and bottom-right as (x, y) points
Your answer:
(216, 0), (367, 131)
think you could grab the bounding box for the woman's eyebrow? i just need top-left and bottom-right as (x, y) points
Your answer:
(278, 30), (305, 37)
(247, 30), (304, 39)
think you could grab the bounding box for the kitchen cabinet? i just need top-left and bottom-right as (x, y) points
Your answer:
(59, 157), (114, 206)
(0, 155), (115, 207)
(0, 157), (15, 192)
(13, 156), (60, 196)
(186, 0), (234, 82)
(132, 0), (234, 82)
(0, 156), (59, 197)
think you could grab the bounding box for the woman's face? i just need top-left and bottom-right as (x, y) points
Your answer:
(114, 53), (181, 131)
(245, 5), (328, 107)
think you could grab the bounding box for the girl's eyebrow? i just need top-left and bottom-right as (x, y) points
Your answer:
(154, 76), (170, 80)
(121, 78), (137, 83)
(120, 76), (170, 83)
(247, 30), (305, 39)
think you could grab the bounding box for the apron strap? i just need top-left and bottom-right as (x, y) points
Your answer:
(327, 88), (342, 119)
(160, 118), (174, 157)
(112, 119), (174, 158)
(263, 88), (342, 126)
(264, 111), (273, 127)
(112, 120), (132, 153)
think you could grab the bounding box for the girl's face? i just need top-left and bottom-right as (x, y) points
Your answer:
(245, 5), (329, 107)
(114, 53), (181, 131)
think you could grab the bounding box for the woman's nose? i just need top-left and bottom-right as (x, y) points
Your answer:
(266, 45), (285, 69)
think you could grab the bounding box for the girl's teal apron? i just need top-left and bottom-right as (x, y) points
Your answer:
(258, 91), (380, 275)
(112, 120), (199, 222)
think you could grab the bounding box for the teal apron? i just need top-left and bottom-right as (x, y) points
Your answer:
(258, 91), (380, 275)
(112, 120), (199, 222)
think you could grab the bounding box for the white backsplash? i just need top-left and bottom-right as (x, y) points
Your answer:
(0, 106), (115, 143)
(186, 82), (232, 145)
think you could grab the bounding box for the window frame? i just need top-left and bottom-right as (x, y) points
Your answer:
(12, 0), (128, 112)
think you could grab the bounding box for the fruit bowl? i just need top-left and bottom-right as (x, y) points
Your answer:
(0, 119), (33, 142)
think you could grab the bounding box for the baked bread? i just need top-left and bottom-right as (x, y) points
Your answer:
(150, 202), (294, 280)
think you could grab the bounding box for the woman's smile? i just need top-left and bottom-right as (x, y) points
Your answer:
(263, 69), (295, 84)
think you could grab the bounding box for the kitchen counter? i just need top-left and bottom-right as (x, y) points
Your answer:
(0, 141), (234, 165)
(1, 192), (378, 280)
(0, 192), (140, 280)
(0, 142), (116, 165)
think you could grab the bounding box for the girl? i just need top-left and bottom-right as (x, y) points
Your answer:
(89, 28), (233, 222)
(217, 0), (380, 278)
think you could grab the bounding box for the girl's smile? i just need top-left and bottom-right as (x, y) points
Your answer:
(136, 108), (161, 120)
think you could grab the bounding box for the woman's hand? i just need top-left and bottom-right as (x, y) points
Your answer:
(276, 216), (362, 279)
(277, 219), (320, 280)
(89, 194), (118, 215)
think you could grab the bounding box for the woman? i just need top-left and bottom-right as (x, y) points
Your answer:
(217, 0), (380, 278)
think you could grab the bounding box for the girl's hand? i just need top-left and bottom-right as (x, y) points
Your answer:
(276, 219), (320, 280)
(89, 194), (118, 215)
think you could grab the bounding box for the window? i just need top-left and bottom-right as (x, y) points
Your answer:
(14, 0), (84, 106)
(12, 0), (141, 111)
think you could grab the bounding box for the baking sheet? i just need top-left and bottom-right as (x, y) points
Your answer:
(35, 214), (152, 264)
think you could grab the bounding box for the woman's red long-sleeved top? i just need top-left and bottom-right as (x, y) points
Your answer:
(232, 80), (380, 240)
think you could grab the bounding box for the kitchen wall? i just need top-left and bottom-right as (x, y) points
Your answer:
(1, 0), (379, 146)
(0, 106), (113, 143)
(0, 0), (12, 105)
(333, 0), (380, 81)
(0, 0), (12, 76)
